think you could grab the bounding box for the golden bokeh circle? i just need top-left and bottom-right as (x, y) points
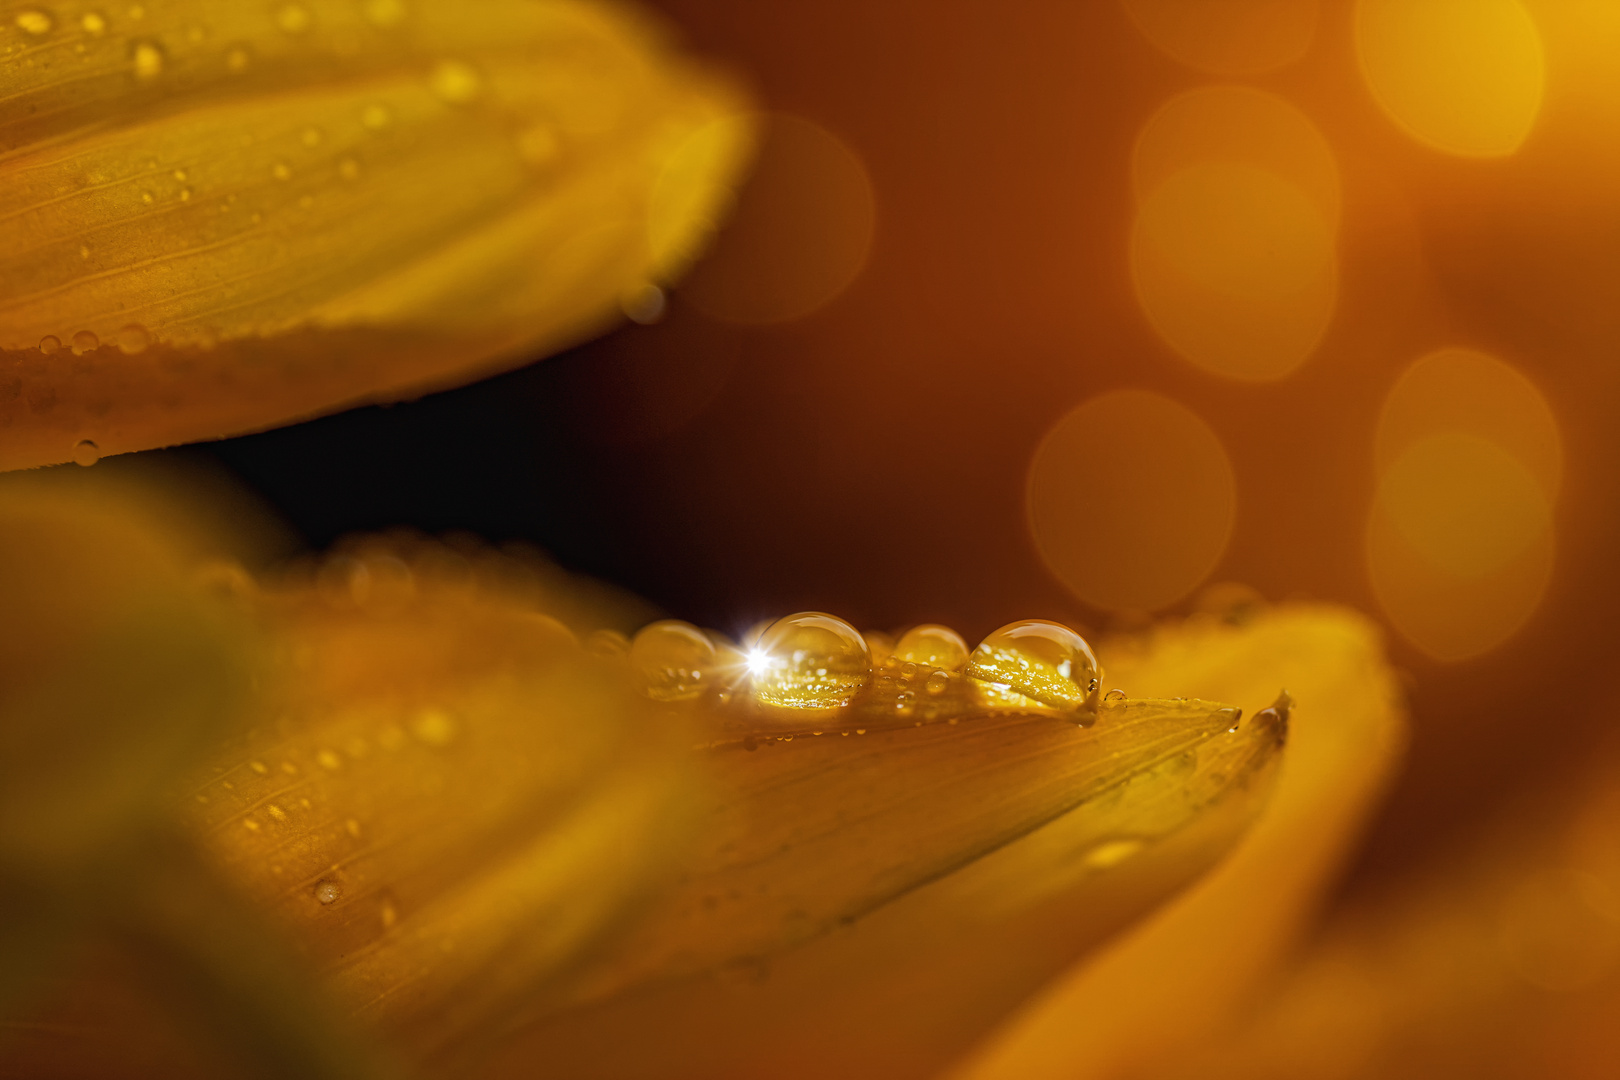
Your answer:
(1026, 390), (1236, 613)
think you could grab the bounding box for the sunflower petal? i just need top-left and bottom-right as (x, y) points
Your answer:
(0, 0), (753, 469)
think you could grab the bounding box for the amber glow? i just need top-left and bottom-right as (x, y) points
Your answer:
(1366, 348), (1560, 661)
(1355, 0), (1545, 157)
(1121, 0), (1318, 76)
(5, 0), (1620, 1078)
(1129, 88), (1338, 380)
(675, 112), (875, 325)
(1026, 390), (1235, 613)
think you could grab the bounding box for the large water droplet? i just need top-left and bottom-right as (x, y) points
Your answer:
(630, 619), (717, 702)
(894, 624), (970, 671)
(15, 10), (53, 35)
(38, 335), (61, 355)
(965, 620), (1100, 713)
(71, 439), (100, 467)
(116, 324), (150, 354)
(429, 59), (482, 105)
(314, 878), (342, 905)
(130, 39), (164, 80)
(71, 330), (99, 354)
(749, 612), (871, 710)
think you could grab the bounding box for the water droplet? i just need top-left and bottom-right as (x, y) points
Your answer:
(364, 0), (406, 26)
(630, 620), (717, 701)
(38, 335), (61, 355)
(249, 760), (268, 775)
(225, 44), (250, 71)
(116, 324), (150, 354)
(178, 187), (192, 201)
(271, 160), (291, 181)
(78, 244), (90, 259)
(894, 624), (970, 671)
(140, 190), (154, 204)
(275, 3), (312, 34)
(345, 818), (362, 838)
(131, 39), (163, 80)
(71, 330), (99, 354)
(924, 669), (949, 695)
(620, 284), (665, 325)
(266, 804), (287, 822)
(15, 10), (53, 35)
(300, 126), (323, 148)
(361, 103), (392, 131)
(1104, 688), (1127, 703)
(749, 613), (870, 710)
(965, 620), (1101, 713)
(314, 878), (342, 905)
(411, 706), (457, 746)
(585, 628), (630, 660)
(81, 11), (107, 35)
(337, 156), (361, 180)
(429, 59), (481, 105)
(71, 439), (100, 467)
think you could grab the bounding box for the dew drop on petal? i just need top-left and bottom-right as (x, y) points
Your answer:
(38, 335), (61, 355)
(131, 39), (164, 80)
(81, 11), (107, 35)
(275, 3), (312, 34)
(71, 440), (100, 467)
(924, 669), (950, 695)
(1104, 688), (1128, 702)
(429, 59), (482, 105)
(750, 612), (871, 710)
(71, 330), (99, 354)
(15, 10), (53, 35)
(630, 619), (717, 702)
(314, 878), (342, 905)
(894, 624), (970, 671)
(116, 324), (150, 354)
(965, 620), (1101, 713)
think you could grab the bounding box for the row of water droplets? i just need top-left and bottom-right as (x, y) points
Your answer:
(624, 611), (1103, 719)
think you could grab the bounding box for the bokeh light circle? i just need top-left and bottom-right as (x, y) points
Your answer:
(1366, 347), (1561, 661)
(1122, 0), (1319, 76)
(1026, 390), (1236, 613)
(676, 112), (875, 325)
(1129, 88), (1339, 381)
(1355, 0), (1545, 157)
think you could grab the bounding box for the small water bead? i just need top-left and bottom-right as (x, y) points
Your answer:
(749, 612), (871, 711)
(71, 439), (100, 467)
(894, 624), (970, 671)
(16, 9), (53, 35)
(429, 59), (482, 105)
(81, 11), (107, 34)
(365, 0), (407, 28)
(38, 335), (60, 355)
(313, 878), (342, 905)
(924, 669), (950, 695)
(1104, 688), (1127, 703)
(116, 324), (150, 354)
(131, 39), (163, 80)
(272, 161), (292, 181)
(630, 619), (716, 702)
(584, 628), (630, 660)
(965, 620), (1101, 713)
(71, 330), (99, 354)
(275, 3), (312, 34)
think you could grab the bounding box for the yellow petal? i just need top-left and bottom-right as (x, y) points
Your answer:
(955, 604), (1406, 1080)
(490, 693), (1288, 1079)
(0, 0), (753, 470)
(180, 541), (698, 1061)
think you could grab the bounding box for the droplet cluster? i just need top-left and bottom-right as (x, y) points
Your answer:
(625, 610), (1105, 726)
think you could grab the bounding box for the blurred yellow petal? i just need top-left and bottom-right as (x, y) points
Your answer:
(0, 0), (753, 470)
(492, 693), (1289, 1079)
(956, 604), (1406, 1080)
